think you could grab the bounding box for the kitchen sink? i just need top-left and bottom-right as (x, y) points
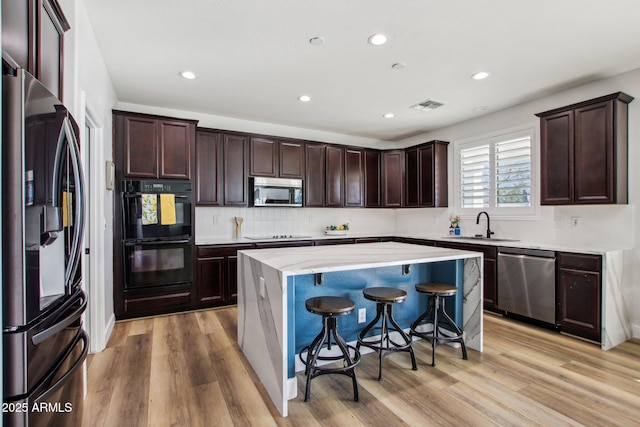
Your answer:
(443, 236), (520, 242)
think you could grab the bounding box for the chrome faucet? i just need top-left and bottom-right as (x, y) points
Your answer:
(476, 211), (494, 238)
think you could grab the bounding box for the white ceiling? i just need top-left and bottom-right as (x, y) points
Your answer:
(83, 0), (640, 143)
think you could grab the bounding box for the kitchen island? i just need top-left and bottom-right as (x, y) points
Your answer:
(237, 242), (483, 416)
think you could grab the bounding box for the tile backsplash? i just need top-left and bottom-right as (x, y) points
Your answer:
(195, 207), (396, 241)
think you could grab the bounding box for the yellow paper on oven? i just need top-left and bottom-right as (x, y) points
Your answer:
(160, 193), (177, 225)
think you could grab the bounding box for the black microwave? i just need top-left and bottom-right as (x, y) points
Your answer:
(249, 177), (303, 207)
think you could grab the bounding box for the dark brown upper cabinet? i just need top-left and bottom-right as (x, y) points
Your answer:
(344, 148), (365, 207)
(222, 133), (249, 206)
(536, 92), (633, 205)
(249, 137), (305, 179)
(304, 143), (325, 207)
(325, 145), (344, 207)
(364, 150), (382, 207)
(405, 141), (448, 207)
(2, 0), (69, 100)
(195, 130), (223, 205)
(114, 111), (196, 180)
(382, 150), (405, 207)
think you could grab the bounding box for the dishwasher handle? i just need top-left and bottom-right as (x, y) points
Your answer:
(497, 247), (555, 258)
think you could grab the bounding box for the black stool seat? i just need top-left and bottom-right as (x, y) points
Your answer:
(357, 287), (417, 380)
(410, 282), (467, 367)
(299, 296), (360, 402)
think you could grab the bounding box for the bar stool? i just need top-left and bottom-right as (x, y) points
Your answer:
(356, 287), (417, 380)
(299, 296), (361, 402)
(410, 283), (468, 367)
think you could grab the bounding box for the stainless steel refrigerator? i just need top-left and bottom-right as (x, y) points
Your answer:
(3, 69), (88, 426)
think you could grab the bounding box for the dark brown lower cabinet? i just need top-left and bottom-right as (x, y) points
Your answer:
(197, 244), (253, 307)
(557, 253), (602, 342)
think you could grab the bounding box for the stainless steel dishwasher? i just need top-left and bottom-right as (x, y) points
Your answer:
(497, 247), (556, 324)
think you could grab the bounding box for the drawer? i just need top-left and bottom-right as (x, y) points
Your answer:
(197, 244), (254, 258)
(558, 252), (601, 272)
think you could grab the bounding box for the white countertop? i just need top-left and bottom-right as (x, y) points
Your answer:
(198, 231), (624, 255)
(237, 241), (481, 275)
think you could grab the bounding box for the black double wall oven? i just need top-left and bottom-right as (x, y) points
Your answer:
(121, 180), (193, 299)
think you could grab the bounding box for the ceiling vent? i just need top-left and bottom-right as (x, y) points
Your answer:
(411, 99), (444, 111)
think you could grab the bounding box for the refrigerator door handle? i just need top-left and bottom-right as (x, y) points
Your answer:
(34, 329), (89, 404)
(61, 115), (86, 289)
(32, 289), (87, 346)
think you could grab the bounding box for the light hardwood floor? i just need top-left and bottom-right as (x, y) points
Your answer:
(83, 308), (640, 427)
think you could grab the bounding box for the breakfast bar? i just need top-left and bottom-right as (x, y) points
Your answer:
(237, 242), (483, 416)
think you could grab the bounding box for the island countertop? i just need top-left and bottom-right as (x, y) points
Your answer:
(237, 241), (484, 417)
(237, 241), (482, 275)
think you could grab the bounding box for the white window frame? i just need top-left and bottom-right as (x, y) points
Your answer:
(453, 124), (539, 219)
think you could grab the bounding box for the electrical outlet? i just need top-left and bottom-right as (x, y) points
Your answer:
(554, 217), (564, 229)
(212, 215), (218, 225)
(358, 308), (366, 323)
(571, 216), (580, 227)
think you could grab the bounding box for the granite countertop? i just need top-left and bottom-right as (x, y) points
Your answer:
(197, 232), (623, 255)
(237, 241), (480, 275)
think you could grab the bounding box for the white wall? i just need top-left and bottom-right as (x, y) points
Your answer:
(58, 0), (118, 352)
(396, 68), (640, 335)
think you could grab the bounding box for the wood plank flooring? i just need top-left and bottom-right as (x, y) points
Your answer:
(82, 308), (640, 426)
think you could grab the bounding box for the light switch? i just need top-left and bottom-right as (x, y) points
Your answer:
(259, 277), (266, 298)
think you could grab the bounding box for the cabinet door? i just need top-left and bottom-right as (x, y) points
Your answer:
(540, 111), (574, 204)
(226, 255), (239, 302)
(159, 120), (192, 179)
(325, 146), (344, 207)
(574, 100), (614, 204)
(250, 137), (278, 177)
(419, 145), (435, 206)
(279, 141), (304, 178)
(197, 256), (225, 304)
(344, 148), (364, 207)
(557, 268), (601, 342)
(2, 0), (33, 71)
(38, 0), (69, 100)
(305, 143), (325, 207)
(222, 134), (248, 205)
(382, 151), (404, 207)
(405, 148), (419, 207)
(364, 150), (381, 207)
(195, 131), (222, 205)
(123, 116), (158, 178)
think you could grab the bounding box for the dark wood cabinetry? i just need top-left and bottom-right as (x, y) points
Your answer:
(305, 143), (325, 207)
(382, 150), (405, 207)
(222, 133), (249, 205)
(325, 146), (344, 207)
(344, 148), (365, 207)
(364, 150), (382, 207)
(249, 138), (305, 179)
(405, 141), (448, 207)
(434, 241), (498, 311)
(114, 111), (196, 180)
(2, 0), (69, 99)
(537, 93), (633, 205)
(279, 141), (305, 178)
(557, 253), (602, 342)
(195, 130), (222, 205)
(196, 244), (253, 306)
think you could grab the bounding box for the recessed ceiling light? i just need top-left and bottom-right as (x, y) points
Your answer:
(391, 62), (406, 70)
(179, 71), (196, 80)
(383, 113), (395, 118)
(474, 106), (488, 112)
(298, 95), (311, 102)
(471, 71), (490, 80)
(368, 33), (388, 46)
(309, 37), (324, 46)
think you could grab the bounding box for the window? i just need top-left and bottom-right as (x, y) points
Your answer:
(455, 127), (536, 217)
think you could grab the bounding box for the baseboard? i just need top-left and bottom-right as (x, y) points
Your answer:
(104, 313), (116, 348)
(632, 322), (640, 339)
